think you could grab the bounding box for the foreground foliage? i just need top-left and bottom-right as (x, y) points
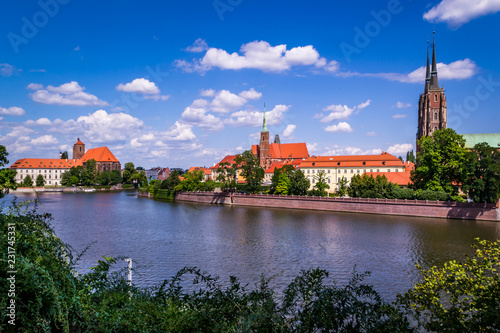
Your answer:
(1, 199), (499, 332)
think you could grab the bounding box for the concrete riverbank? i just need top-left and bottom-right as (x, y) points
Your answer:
(168, 191), (500, 222)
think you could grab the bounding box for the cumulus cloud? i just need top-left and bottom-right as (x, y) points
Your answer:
(226, 104), (290, 127)
(393, 114), (408, 119)
(396, 101), (412, 108)
(0, 63), (21, 77)
(28, 81), (108, 107)
(323, 146), (382, 156)
(31, 135), (58, 146)
(339, 59), (478, 83)
(177, 40), (335, 74)
(181, 99), (224, 132)
(424, 0), (500, 28)
(239, 88), (262, 100)
(325, 122), (353, 133)
(0, 106), (25, 116)
(321, 105), (354, 122)
(76, 110), (144, 142)
(387, 143), (413, 155)
(116, 78), (160, 94)
(25, 118), (51, 126)
(185, 38), (209, 52)
(282, 124), (296, 139)
(200, 89), (216, 97)
(210, 90), (247, 113)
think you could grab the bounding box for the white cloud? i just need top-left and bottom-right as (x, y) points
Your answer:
(324, 60), (340, 72)
(321, 105), (354, 122)
(200, 89), (216, 97)
(396, 101), (412, 108)
(31, 135), (58, 146)
(0, 106), (25, 116)
(210, 90), (247, 113)
(307, 142), (318, 152)
(387, 143), (413, 155)
(77, 110), (144, 142)
(143, 94), (170, 101)
(239, 88), (262, 100)
(116, 78), (160, 95)
(323, 146), (382, 156)
(325, 122), (353, 133)
(181, 99), (224, 132)
(178, 41), (333, 74)
(0, 63), (21, 77)
(25, 118), (51, 126)
(339, 59), (478, 83)
(226, 104), (290, 127)
(162, 121), (197, 141)
(185, 38), (209, 52)
(29, 81), (108, 107)
(393, 114), (408, 119)
(424, 0), (500, 27)
(357, 100), (371, 110)
(366, 131), (376, 136)
(282, 124), (296, 139)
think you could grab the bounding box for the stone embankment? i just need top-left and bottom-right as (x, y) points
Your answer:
(173, 191), (500, 222)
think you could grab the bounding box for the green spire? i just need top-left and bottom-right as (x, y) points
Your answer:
(263, 103), (267, 132)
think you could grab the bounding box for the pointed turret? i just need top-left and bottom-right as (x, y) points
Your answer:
(429, 32), (439, 90)
(262, 103), (267, 132)
(425, 41), (430, 92)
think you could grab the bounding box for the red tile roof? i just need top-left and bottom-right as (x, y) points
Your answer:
(188, 167), (212, 175)
(81, 147), (119, 163)
(210, 155), (238, 170)
(363, 172), (412, 186)
(300, 152), (404, 168)
(75, 138), (85, 145)
(252, 143), (309, 159)
(10, 158), (83, 169)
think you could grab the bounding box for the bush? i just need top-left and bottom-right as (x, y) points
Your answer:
(416, 189), (450, 201)
(390, 187), (416, 200)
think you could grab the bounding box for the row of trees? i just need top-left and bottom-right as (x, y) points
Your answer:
(412, 129), (500, 203)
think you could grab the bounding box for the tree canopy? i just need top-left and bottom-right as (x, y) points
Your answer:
(234, 150), (264, 193)
(0, 145), (17, 197)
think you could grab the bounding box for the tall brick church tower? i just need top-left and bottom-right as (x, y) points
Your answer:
(73, 138), (85, 159)
(417, 33), (447, 152)
(259, 105), (269, 168)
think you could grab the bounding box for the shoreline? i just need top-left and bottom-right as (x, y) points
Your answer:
(161, 191), (500, 222)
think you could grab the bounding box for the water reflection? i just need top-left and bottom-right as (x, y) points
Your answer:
(5, 191), (499, 301)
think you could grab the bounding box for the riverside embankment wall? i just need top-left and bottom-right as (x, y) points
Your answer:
(173, 192), (500, 222)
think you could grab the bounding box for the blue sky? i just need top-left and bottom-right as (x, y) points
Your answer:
(1, 0), (499, 169)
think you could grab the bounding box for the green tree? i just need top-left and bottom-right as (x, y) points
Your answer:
(22, 174), (33, 187)
(130, 170), (147, 187)
(216, 161), (237, 192)
(36, 174), (45, 187)
(465, 142), (500, 203)
(411, 128), (472, 196)
(82, 159), (97, 185)
(122, 162), (137, 184)
(312, 170), (330, 196)
(234, 150), (264, 193)
(69, 175), (79, 186)
(348, 174), (397, 199)
(338, 176), (348, 197)
(161, 170), (180, 192)
(270, 165), (294, 193)
(109, 170), (122, 185)
(176, 170), (204, 192)
(274, 172), (290, 195)
(288, 169), (310, 196)
(61, 171), (71, 186)
(97, 170), (110, 186)
(0, 145), (17, 197)
(60, 151), (68, 159)
(406, 150), (416, 163)
(399, 239), (500, 332)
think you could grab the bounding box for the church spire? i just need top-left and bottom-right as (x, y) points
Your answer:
(262, 103), (267, 132)
(429, 31), (439, 89)
(425, 40), (430, 92)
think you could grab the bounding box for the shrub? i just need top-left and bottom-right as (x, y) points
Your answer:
(390, 187), (416, 200)
(416, 189), (449, 201)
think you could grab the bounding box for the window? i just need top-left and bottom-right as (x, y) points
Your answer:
(377, 169), (380, 172)
(328, 169), (330, 173)
(344, 169), (347, 173)
(387, 169), (391, 172)
(337, 178), (341, 183)
(395, 169), (399, 172)
(44, 170), (47, 173)
(357, 169), (360, 173)
(434, 94), (437, 102)
(351, 169), (353, 173)
(370, 169), (373, 172)
(307, 169), (310, 174)
(312, 179), (315, 184)
(434, 112), (438, 120)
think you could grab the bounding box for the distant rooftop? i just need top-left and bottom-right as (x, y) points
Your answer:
(462, 133), (500, 148)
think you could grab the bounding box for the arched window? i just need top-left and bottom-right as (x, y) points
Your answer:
(434, 112), (438, 120)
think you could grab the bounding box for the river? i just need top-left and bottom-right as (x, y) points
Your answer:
(5, 190), (500, 301)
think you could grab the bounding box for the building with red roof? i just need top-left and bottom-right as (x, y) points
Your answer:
(187, 166), (212, 181)
(10, 138), (121, 185)
(299, 152), (413, 192)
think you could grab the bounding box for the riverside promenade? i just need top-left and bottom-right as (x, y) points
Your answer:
(168, 191), (500, 222)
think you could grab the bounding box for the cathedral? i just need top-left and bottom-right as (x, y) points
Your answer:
(417, 34), (447, 152)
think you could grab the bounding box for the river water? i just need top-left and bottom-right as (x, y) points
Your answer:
(6, 190), (500, 300)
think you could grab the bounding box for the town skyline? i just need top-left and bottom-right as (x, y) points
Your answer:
(1, 0), (499, 169)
